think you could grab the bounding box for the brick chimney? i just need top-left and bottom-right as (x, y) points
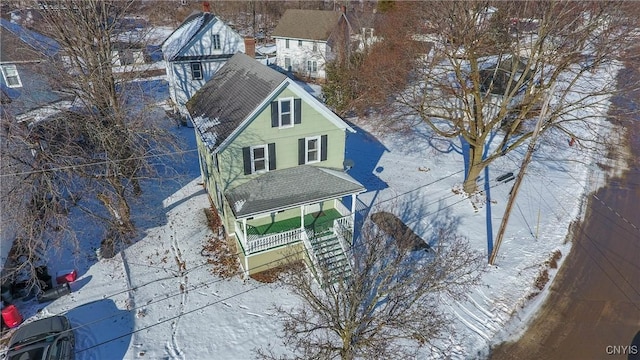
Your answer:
(202, 1), (210, 13)
(244, 37), (255, 58)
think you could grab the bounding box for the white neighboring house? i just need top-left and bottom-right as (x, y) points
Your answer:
(162, 11), (248, 117)
(272, 8), (351, 80)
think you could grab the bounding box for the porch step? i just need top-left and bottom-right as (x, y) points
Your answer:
(309, 234), (351, 285)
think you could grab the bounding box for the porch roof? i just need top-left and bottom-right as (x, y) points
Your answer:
(226, 165), (365, 219)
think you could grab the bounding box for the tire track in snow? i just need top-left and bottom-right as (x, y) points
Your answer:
(446, 289), (504, 343)
(165, 225), (187, 360)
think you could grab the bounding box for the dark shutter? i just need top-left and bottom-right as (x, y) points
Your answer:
(298, 138), (305, 165)
(321, 135), (328, 161)
(294, 98), (302, 124)
(271, 101), (279, 127)
(242, 147), (251, 175)
(268, 143), (276, 170)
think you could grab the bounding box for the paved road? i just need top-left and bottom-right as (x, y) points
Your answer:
(490, 63), (640, 358)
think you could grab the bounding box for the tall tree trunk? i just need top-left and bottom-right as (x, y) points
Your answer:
(463, 144), (484, 194)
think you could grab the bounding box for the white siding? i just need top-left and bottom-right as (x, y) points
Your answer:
(166, 17), (246, 117)
(180, 20), (245, 57)
(274, 37), (330, 79)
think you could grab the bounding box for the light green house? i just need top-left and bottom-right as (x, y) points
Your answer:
(187, 52), (365, 279)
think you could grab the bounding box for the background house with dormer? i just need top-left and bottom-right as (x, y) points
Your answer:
(272, 8), (352, 80)
(0, 18), (73, 122)
(186, 52), (365, 280)
(162, 4), (253, 117)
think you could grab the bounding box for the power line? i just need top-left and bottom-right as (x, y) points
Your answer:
(62, 172), (509, 354)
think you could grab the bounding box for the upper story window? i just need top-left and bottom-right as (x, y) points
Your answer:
(191, 62), (203, 80)
(298, 135), (328, 165)
(1, 65), (22, 88)
(285, 39), (290, 49)
(212, 34), (221, 50)
(305, 136), (320, 163)
(279, 98), (293, 127)
(312, 42), (318, 52)
(298, 40), (303, 47)
(251, 144), (268, 173)
(243, 143), (276, 175)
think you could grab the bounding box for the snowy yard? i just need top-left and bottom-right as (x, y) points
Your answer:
(1, 58), (620, 359)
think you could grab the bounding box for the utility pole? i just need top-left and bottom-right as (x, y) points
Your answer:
(489, 84), (555, 265)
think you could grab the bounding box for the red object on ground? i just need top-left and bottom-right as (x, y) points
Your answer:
(55, 269), (77, 285)
(2, 304), (23, 328)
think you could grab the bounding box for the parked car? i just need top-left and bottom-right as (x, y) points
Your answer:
(4, 315), (75, 360)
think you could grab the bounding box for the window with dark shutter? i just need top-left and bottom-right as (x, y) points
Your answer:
(298, 138), (305, 165)
(321, 135), (328, 161)
(280, 99), (292, 127)
(271, 101), (278, 127)
(306, 136), (320, 163)
(268, 143), (276, 170)
(244, 144), (271, 174)
(294, 99), (302, 124)
(242, 147), (251, 175)
(252, 146), (267, 172)
(299, 135), (326, 164)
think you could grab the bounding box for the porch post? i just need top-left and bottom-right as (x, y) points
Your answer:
(242, 218), (249, 278)
(300, 205), (305, 236)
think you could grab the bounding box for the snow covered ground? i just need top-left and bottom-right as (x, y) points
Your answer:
(1, 60), (622, 359)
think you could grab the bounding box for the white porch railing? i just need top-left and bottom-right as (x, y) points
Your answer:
(302, 228), (321, 278)
(333, 216), (354, 257)
(244, 228), (303, 255)
(235, 209), (355, 257)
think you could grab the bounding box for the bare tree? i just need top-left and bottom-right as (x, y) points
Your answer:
(1, 0), (177, 287)
(332, 1), (636, 195)
(258, 216), (484, 360)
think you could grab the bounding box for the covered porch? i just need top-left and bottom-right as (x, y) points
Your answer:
(224, 165), (365, 276)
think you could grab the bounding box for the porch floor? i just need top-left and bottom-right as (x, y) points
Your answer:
(246, 208), (342, 237)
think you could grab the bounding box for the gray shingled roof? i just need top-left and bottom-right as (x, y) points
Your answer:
(186, 52), (286, 151)
(272, 9), (343, 41)
(226, 165), (365, 218)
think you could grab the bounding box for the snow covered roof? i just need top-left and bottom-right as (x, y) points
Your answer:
(226, 165), (365, 218)
(161, 12), (217, 62)
(0, 18), (60, 61)
(186, 52), (286, 152)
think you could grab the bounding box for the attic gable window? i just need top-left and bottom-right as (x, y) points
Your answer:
(271, 98), (302, 128)
(212, 34), (221, 50)
(279, 98), (292, 127)
(191, 62), (203, 80)
(1, 65), (22, 88)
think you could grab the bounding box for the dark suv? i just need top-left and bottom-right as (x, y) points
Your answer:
(4, 315), (75, 360)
